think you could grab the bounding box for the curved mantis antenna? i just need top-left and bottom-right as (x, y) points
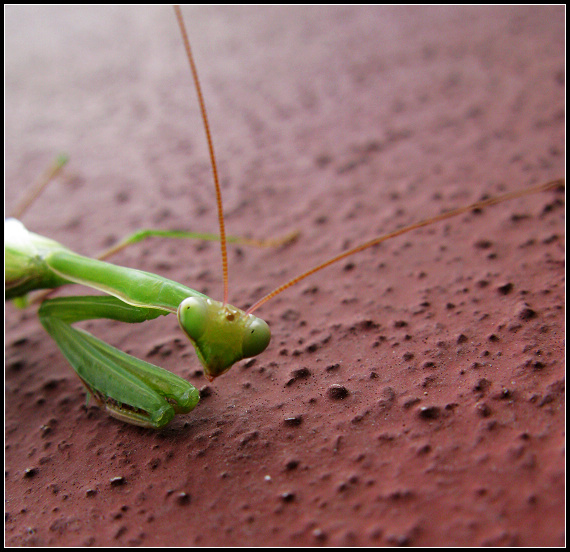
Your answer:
(174, 5), (229, 306)
(246, 178), (564, 315)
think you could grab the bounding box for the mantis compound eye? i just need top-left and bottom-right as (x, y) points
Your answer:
(177, 296), (209, 342)
(241, 316), (271, 359)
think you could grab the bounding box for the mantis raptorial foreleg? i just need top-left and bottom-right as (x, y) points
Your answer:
(38, 296), (199, 428)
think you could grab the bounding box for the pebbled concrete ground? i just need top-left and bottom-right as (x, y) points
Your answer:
(5, 6), (565, 546)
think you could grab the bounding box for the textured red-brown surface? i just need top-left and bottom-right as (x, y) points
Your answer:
(5, 6), (565, 546)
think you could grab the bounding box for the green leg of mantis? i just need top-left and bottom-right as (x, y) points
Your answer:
(98, 228), (299, 260)
(39, 296), (200, 428)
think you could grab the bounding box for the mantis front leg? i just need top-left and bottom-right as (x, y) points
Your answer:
(39, 296), (200, 428)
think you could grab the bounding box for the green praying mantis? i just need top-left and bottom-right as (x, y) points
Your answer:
(6, 6), (564, 429)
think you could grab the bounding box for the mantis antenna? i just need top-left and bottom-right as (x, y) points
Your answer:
(246, 178), (564, 315)
(174, 5), (229, 306)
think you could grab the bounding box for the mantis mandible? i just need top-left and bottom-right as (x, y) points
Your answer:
(6, 6), (564, 429)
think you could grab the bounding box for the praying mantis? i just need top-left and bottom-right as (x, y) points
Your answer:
(6, 6), (564, 432)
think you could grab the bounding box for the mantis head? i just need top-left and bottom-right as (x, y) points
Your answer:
(177, 296), (271, 380)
